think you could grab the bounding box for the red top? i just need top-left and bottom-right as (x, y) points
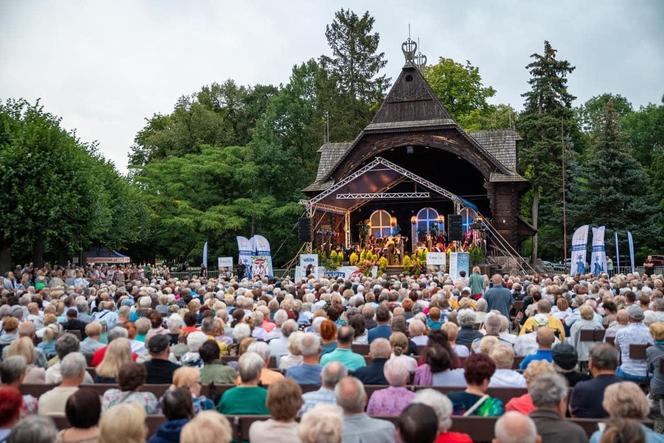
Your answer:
(90, 346), (138, 367)
(181, 326), (199, 334)
(436, 431), (473, 443)
(505, 393), (535, 414)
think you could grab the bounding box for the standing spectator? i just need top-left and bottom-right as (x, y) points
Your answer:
(0, 387), (22, 440)
(366, 358), (415, 416)
(528, 373), (588, 443)
(199, 340), (236, 385)
(298, 404), (343, 443)
(101, 362), (159, 413)
(216, 352), (269, 415)
(469, 267), (484, 300)
(615, 305), (653, 382)
(39, 353), (87, 415)
(493, 412), (539, 443)
(519, 328), (555, 370)
(447, 353), (504, 416)
(99, 403), (147, 443)
(412, 389), (472, 443)
(396, 403), (439, 443)
(300, 362), (347, 414)
(148, 388), (193, 443)
(56, 389), (101, 443)
(286, 333), (322, 385)
(352, 338), (390, 385)
(335, 376), (395, 443)
(180, 411), (232, 443)
(368, 306), (392, 343)
(143, 334), (180, 384)
(249, 379), (303, 442)
(483, 275), (512, 318)
(320, 326), (366, 372)
(570, 344), (621, 418)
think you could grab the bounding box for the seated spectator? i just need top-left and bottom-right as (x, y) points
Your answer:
(429, 345), (466, 387)
(98, 403), (146, 443)
(279, 331), (305, 370)
(336, 376), (395, 442)
(36, 324), (58, 360)
(62, 309), (87, 339)
(412, 389), (472, 443)
(217, 352), (269, 415)
(143, 334), (180, 384)
(180, 331), (206, 367)
(551, 343), (590, 387)
(349, 313), (368, 345)
(180, 411), (232, 443)
(493, 411), (539, 443)
(1, 356), (38, 415)
(56, 389), (101, 443)
(528, 373), (587, 443)
(301, 361), (347, 414)
(519, 327), (555, 370)
(46, 333), (93, 384)
(249, 379), (303, 442)
(389, 332), (417, 372)
(397, 403), (439, 443)
(171, 366), (213, 413)
(269, 319), (298, 367)
(597, 418), (645, 443)
(95, 337), (132, 383)
(145, 311), (168, 345)
(368, 305), (392, 343)
(246, 341), (284, 385)
(181, 312), (198, 334)
(0, 387), (22, 441)
(441, 323), (469, 358)
(447, 353), (504, 416)
(408, 319), (428, 346)
(101, 362), (159, 414)
(39, 352), (87, 415)
(79, 322), (105, 361)
(320, 326), (366, 372)
(520, 299), (566, 340)
(319, 320), (338, 355)
(0, 317), (19, 346)
(455, 309), (482, 348)
(590, 382), (662, 443)
(471, 314), (512, 352)
(90, 327), (134, 367)
(298, 404), (342, 443)
(352, 338), (390, 385)
(646, 322), (664, 415)
(506, 360), (555, 414)
(615, 305), (653, 382)
(198, 339), (236, 385)
(286, 333), (322, 385)
(570, 344), (621, 418)
(427, 307), (444, 331)
(148, 387), (193, 443)
(489, 344), (527, 388)
(367, 358), (415, 416)
(5, 337), (45, 384)
(7, 415), (57, 443)
(570, 305), (603, 365)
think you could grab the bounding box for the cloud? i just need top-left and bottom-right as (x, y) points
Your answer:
(1, 0), (662, 173)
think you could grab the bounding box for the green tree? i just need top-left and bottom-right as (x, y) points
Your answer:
(577, 93), (632, 134)
(622, 100), (664, 166)
(319, 9), (389, 141)
(518, 41), (578, 261)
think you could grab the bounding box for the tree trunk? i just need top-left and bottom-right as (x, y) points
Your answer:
(531, 187), (540, 264)
(0, 241), (11, 273)
(32, 238), (44, 268)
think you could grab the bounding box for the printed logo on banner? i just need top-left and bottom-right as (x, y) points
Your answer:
(426, 252), (446, 266)
(590, 226), (607, 276)
(570, 225), (590, 275)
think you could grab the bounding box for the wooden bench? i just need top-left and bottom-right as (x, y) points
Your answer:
(579, 329), (605, 342)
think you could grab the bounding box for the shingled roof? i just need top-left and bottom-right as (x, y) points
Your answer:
(469, 129), (520, 172)
(302, 142), (352, 192)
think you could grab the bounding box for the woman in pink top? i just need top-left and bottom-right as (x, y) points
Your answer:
(366, 357), (415, 416)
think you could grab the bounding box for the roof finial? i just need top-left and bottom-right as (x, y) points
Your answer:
(414, 37), (427, 71)
(402, 25), (417, 66)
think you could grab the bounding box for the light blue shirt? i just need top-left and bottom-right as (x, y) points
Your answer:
(320, 347), (366, 371)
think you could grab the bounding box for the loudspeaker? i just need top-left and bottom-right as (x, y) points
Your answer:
(447, 214), (462, 241)
(298, 217), (313, 242)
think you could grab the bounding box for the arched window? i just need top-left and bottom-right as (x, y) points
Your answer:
(416, 207), (440, 234)
(460, 207), (477, 234)
(369, 210), (392, 238)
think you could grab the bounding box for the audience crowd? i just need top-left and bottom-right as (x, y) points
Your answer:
(1, 263), (664, 442)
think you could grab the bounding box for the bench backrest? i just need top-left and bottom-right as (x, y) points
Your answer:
(579, 329), (605, 342)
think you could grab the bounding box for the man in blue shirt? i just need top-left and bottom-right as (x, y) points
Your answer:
(368, 305), (392, 343)
(519, 327), (555, 370)
(286, 333), (323, 385)
(484, 274), (513, 318)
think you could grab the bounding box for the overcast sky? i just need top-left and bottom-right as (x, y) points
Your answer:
(1, 0), (662, 173)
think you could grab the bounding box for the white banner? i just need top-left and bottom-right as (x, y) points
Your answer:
(449, 252), (469, 282)
(202, 241), (208, 269)
(426, 252), (446, 267)
(237, 236), (253, 277)
(324, 266), (360, 279)
(570, 225), (589, 275)
(251, 235), (273, 277)
(628, 231), (635, 273)
(218, 257), (233, 269)
(591, 226), (607, 276)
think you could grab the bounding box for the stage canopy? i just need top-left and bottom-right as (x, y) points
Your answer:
(85, 246), (130, 264)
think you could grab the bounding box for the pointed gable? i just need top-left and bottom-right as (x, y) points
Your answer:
(370, 65), (452, 124)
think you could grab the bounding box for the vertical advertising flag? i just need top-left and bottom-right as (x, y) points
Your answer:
(590, 226), (607, 276)
(236, 236), (253, 278)
(570, 225), (590, 275)
(627, 231), (635, 273)
(251, 235), (273, 277)
(614, 231), (620, 270)
(202, 241), (208, 270)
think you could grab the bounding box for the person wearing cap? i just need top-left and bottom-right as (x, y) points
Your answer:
(615, 304), (653, 382)
(143, 334), (180, 384)
(551, 343), (590, 387)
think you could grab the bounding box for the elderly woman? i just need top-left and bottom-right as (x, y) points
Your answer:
(180, 331), (207, 367)
(37, 323), (58, 359)
(441, 322), (470, 358)
(589, 382), (661, 443)
(170, 366), (214, 413)
(101, 362), (159, 413)
(505, 360), (555, 414)
(412, 389), (473, 443)
(408, 319), (428, 347)
(248, 379), (303, 442)
(348, 314), (368, 345)
(455, 309), (482, 348)
(181, 411), (232, 443)
(489, 344), (527, 388)
(320, 320), (338, 355)
(366, 357), (415, 416)
(217, 352), (269, 415)
(447, 353), (504, 416)
(475, 299), (489, 324)
(389, 332), (417, 373)
(0, 387), (28, 440)
(0, 356), (38, 414)
(246, 341), (284, 385)
(570, 305), (604, 364)
(99, 403), (147, 443)
(279, 331), (305, 370)
(298, 404), (343, 443)
(0, 317), (19, 346)
(56, 389), (101, 443)
(95, 338), (133, 383)
(199, 340), (237, 385)
(5, 337), (45, 383)
(426, 345), (466, 387)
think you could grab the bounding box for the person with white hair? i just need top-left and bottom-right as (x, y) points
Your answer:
(38, 352), (87, 415)
(456, 309), (482, 347)
(217, 352), (269, 415)
(265, 309), (289, 341)
(286, 333), (322, 385)
(246, 341), (284, 386)
(336, 376), (395, 443)
(180, 331), (207, 367)
(298, 404), (343, 443)
(366, 357), (415, 416)
(279, 331), (305, 370)
(412, 389), (472, 443)
(300, 362), (347, 414)
(489, 345), (527, 388)
(493, 411), (541, 443)
(269, 319), (298, 366)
